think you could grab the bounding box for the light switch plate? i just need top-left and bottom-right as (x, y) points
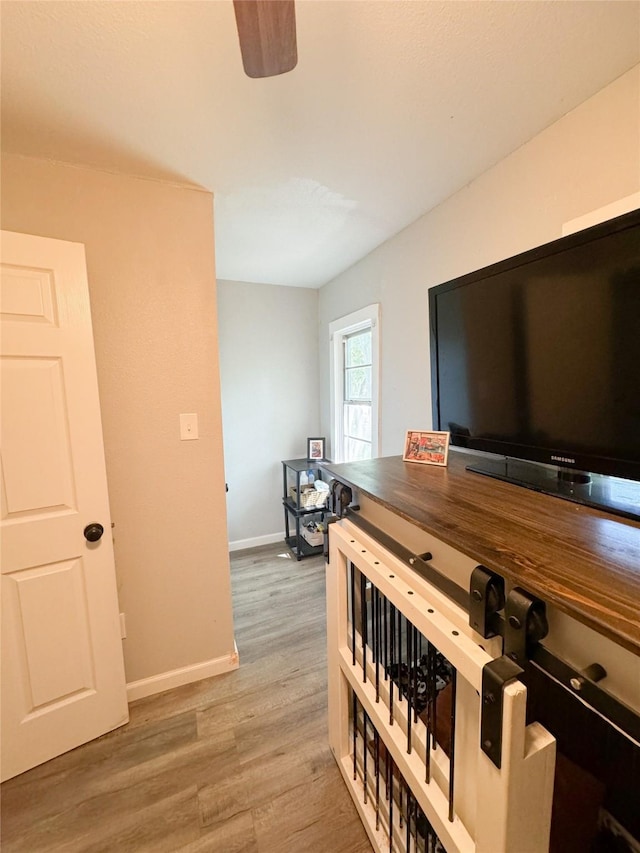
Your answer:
(180, 413), (198, 440)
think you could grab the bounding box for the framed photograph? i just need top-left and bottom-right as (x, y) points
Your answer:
(307, 436), (326, 461)
(403, 430), (450, 466)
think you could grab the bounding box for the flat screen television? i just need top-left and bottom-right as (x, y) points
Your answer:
(429, 207), (640, 521)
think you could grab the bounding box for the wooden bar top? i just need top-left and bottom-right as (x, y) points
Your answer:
(322, 452), (640, 656)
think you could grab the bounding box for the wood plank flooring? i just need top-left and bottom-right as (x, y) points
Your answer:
(1, 544), (372, 853)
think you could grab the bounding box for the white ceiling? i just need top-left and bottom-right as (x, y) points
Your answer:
(2, 1), (639, 288)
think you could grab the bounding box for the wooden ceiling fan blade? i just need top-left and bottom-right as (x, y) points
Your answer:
(233, 0), (297, 78)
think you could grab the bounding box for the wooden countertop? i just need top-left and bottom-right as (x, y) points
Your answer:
(322, 452), (640, 656)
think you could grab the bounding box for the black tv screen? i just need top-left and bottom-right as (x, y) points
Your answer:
(429, 208), (640, 517)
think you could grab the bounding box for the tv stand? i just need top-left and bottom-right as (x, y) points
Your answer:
(466, 455), (640, 522)
(322, 452), (640, 849)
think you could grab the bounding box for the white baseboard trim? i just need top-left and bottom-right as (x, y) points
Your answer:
(228, 531), (284, 552)
(126, 643), (240, 702)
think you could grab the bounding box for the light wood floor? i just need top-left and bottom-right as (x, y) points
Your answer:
(1, 544), (372, 853)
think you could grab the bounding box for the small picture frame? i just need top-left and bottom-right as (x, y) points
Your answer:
(307, 436), (326, 461)
(403, 430), (450, 466)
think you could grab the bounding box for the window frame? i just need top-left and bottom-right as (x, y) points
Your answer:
(329, 304), (380, 463)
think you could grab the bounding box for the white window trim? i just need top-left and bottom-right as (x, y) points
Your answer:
(329, 304), (380, 462)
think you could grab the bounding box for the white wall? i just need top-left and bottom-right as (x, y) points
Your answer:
(217, 280), (319, 549)
(1, 154), (237, 696)
(318, 66), (640, 459)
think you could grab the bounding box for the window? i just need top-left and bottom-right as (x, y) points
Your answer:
(330, 305), (379, 462)
(343, 328), (372, 460)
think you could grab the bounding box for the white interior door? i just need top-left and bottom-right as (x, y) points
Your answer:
(1, 231), (128, 781)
